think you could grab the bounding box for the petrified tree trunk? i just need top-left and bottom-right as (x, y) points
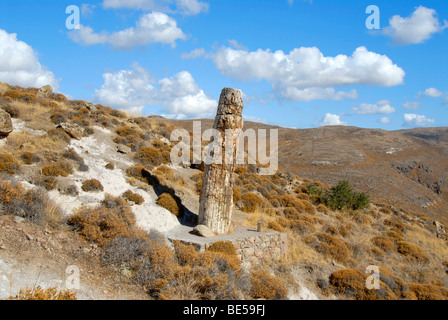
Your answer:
(198, 88), (244, 235)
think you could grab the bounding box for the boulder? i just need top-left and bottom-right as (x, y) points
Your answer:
(117, 144), (132, 154)
(192, 224), (216, 238)
(57, 123), (84, 140)
(37, 85), (53, 98)
(85, 102), (97, 113)
(0, 108), (13, 136)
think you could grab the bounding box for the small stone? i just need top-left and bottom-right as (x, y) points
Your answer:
(14, 216), (25, 223)
(0, 108), (13, 137)
(192, 225), (215, 238)
(117, 144), (132, 154)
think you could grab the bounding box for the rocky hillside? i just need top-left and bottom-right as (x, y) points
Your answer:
(1, 82), (448, 300)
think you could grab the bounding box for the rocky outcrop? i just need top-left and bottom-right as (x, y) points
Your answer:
(0, 108), (13, 137)
(57, 123), (84, 140)
(198, 88), (244, 235)
(37, 85), (53, 98)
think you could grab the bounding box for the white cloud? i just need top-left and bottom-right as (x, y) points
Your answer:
(403, 113), (435, 127)
(315, 113), (347, 127)
(69, 12), (186, 49)
(243, 115), (268, 124)
(227, 39), (248, 50)
(181, 48), (205, 59)
(403, 101), (421, 110)
(280, 87), (358, 102)
(0, 29), (59, 89)
(382, 6), (448, 45)
(102, 0), (209, 15)
(422, 87), (443, 97)
(81, 4), (96, 17)
(212, 46), (405, 101)
(352, 100), (395, 115)
(94, 63), (216, 119)
(379, 117), (391, 124)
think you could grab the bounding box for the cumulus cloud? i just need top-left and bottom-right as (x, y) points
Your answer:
(382, 6), (448, 45)
(102, 0), (209, 15)
(181, 48), (205, 59)
(352, 100), (395, 115)
(69, 12), (186, 49)
(93, 63), (216, 118)
(0, 29), (59, 89)
(421, 87), (443, 97)
(403, 101), (421, 110)
(379, 117), (391, 124)
(403, 113), (435, 127)
(212, 46), (405, 101)
(315, 113), (347, 127)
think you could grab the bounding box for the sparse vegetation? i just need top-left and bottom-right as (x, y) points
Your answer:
(68, 194), (146, 247)
(81, 179), (104, 192)
(122, 190), (144, 205)
(156, 193), (182, 217)
(8, 287), (77, 300)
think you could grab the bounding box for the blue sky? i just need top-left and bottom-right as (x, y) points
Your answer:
(0, 0), (447, 130)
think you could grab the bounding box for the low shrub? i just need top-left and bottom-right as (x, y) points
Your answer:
(8, 286), (77, 300)
(240, 192), (271, 213)
(315, 232), (350, 262)
(21, 152), (41, 165)
(371, 235), (395, 253)
(329, 269), (396, 300)
(0, 153), (20, 175)
(41, 161), (73, 177)
(396, 241), (428, 262)
(3, 89), (23, 100)
(68, 194), (145, 247)
(122, 190), (144, 205)
(81, 179), (104, 192)
(105, 162), (115, 170)
(249, 270), (288, 300)
(135, 146), (164, 167)
(0, 178), (65, 228)
(408, 283), (448, 300)
(156, 193), (182, 217)
(1, 104), (20, 118)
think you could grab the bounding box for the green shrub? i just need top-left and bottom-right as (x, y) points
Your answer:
(322, 180), (369, 211)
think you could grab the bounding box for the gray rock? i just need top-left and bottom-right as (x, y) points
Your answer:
(117, 144), (131, 154)
(55, 178), (79, 196)
(0, 108), (13, 136)
(37, 85), (53, 98)
(57, 123), (84, 140)
(192, 224), (215, 238)
(85, 102), (97, 113)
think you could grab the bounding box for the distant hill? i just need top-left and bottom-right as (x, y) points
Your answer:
(162, 119), (448, 224)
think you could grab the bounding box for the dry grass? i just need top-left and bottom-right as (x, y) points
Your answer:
(68, 194), (146, 247)
(8, 286), (77, 300)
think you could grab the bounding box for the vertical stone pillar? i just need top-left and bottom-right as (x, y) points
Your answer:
(198, 88), (244, 235)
